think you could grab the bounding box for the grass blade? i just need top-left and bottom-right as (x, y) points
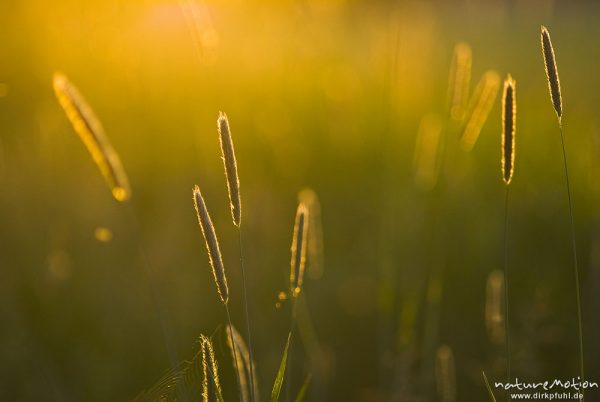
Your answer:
(293, 374), (312, 402)
(482, 371), (497, 402)
(270, 332), (292, 402)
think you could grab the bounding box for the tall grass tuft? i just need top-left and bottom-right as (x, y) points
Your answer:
(540, 25), (584, 401)
(52, 72), (131, 202)
(192, 185), (243, 401)
(217, 112), (256, 402)
(134, 334), (223, 401)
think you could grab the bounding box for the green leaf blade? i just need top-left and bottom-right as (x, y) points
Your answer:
(270, 332), (292, 402)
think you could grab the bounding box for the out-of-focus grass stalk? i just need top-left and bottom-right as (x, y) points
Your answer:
(53, 72), (179, 372)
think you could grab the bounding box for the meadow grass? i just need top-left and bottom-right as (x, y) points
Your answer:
(192, 185), (244, 401)
(541, 25), (585, 402)
(501, 73), (516, 396)
(414, 42), (500, 401)
(217, 112), (256, 402)
(38, 8), (599, 401)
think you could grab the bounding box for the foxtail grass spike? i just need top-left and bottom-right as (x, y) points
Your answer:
(541, 26), (562, 119)
(193, 185), (229, 304)
(501, 75), (516, 185)
(290, 203), (309, 297)
(542, 24), (585, 400)
(460, 70), (501, 151)
(201, 338), (209, 402)
(298, 188), (325, 279)
(52, 72), (131, 202)
(447, 42), (472, 122)
(201, 334), (225, 402)
(217, 112), (242, 227)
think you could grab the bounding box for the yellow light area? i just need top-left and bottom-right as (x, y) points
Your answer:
(94, 227), (113, 242)
(0, 83), (8, 98)
(47, 249), (72, 280)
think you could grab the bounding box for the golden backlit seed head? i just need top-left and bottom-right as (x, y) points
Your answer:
(52, 72), (131, 202)
(217, 112), (242, 227)
(501, 75), (516, 185)
(193, 185), (229, 304)
(200, 335), (222, 401)
(541, 25), (562, 119)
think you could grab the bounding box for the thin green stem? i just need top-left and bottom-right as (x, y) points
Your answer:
(225, 304), (244, 402)
(558, 119), (585, 401)
(286, 297), (299, 402)
(237, 226), (256, 402)
(502, 185), (511, 400)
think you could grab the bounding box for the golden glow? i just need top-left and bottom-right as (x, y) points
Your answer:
(460, 70), (501, 152)
(414, 113), (443, 191)
(94, 227), (113, 242)
(53, 72), (131, 202)
(448, 42), (472, 122)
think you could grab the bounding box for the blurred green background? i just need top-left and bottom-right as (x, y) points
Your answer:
(1, 0), (600, 400)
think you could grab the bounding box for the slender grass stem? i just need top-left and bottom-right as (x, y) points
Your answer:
(558, 120), (585, 401)
(295, 293), (325, 399)
(237, 226), (256, 402)
(226, 304), (244, 402)
(502, 186), (511, 399)
(286, 297), (299, 402)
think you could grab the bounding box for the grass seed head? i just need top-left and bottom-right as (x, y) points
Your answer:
(501, 75), (516, 185)
(193, 185), (229, 304)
